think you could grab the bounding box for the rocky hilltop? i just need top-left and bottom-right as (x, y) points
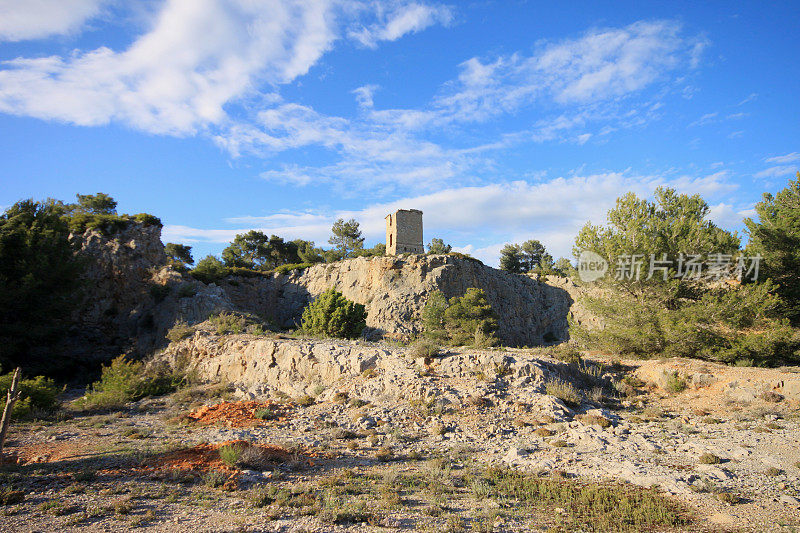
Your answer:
(72, 223), (573, 360)
(219, 254), (572, 346)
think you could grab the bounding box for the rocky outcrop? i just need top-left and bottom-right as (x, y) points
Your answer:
(217, 254), (572, 346)
(157, 327), (575, 419)
(69, 224), (573, 365)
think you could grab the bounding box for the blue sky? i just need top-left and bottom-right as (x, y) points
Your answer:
(1, 0), (798, 266)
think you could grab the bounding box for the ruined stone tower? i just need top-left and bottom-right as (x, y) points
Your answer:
(385, 209), (423, 255)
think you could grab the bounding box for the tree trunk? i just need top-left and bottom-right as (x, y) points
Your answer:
(0, 367), (22, 464)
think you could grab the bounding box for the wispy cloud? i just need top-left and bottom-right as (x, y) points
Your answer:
(0, 0), (108, 42)
(766, 152), (800, 164)
(754, 152), (799, 179)
(755, 165), (798, 179)
(348, 2), (453, 48)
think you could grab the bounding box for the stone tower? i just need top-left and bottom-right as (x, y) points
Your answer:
(385, 209), (423, 255)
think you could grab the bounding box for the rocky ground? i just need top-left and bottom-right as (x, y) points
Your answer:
(1, 333), (799, 532)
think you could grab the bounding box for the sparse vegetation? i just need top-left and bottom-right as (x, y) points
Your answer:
(544, 378), (581, 405)
(665, 371), (688, 393)
(166, 320), (194, 342)
(699, 453), (721, 464)
(0, 372), (61, 418)
(79, 356), (183, 409)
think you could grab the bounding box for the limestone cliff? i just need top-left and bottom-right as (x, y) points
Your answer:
(70, 224), (573, 363)
(217, 254), (572, 346)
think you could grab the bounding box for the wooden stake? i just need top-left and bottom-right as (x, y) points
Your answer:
(0, 367), (22, 464)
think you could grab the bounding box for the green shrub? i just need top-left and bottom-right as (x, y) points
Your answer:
(664, 371), (687, 393)
(421, 291), (449, 343)
(166, 320), (194, 343)
(699, 453), (721, 465)
(219, 443), (243, 467)
(420, 289), (499, 347)
(149, 283), (170, 303)
(80, 356), (182, 409)
(0, 372), (62, 418)
(132, 213), (162, 227)
(209, 312), (247, 335)
(177, 284), (196, 298)
(190, 255), (230, 284)
(300, 288), (366, 339)
(421, 288), (498, 347)
(544, 378), (581, 405)
(571, 281), (800, 367)
(273, 262), (312, 275)
(410, 339), (440, 359)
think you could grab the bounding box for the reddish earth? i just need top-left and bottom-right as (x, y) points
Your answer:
(182, 400), (292, 427)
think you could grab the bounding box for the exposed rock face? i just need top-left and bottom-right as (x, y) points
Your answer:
(218, 255), (572, 346)
(67, 222), (169, 364)
(634, 358), (800, 403)
(157, 327), (573, 418)
(70, 224), (573, 365)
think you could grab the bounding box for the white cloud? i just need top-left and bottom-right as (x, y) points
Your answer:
(429, 20), (694, 126)
(688, 112), (717, 127)
(166, 169), (738, 265)
(348, 2), (453, 48)
(754, 165), (798, 179)
(0, 0), (453, 136)
(708, 202), (752, 228)
(0, 0), (107, 42)
(765, 152), (800, 164)
(0, 0), (343, 135)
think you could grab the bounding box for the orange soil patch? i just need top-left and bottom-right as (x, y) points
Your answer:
(12, 435), (99, 465)
(183, 400), (291, 427)
(149, 440), (301, 473)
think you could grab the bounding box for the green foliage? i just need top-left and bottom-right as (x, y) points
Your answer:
(80, 356), (182, 409)
(209, 311), (248, 335)
(500, 240), (553, 274)
(294, 239), (325, 264)
(745, 172), (800, 323)
(328, 218), (364, 259)
(65, 212), (161, 235)
(273, 262), (312, 275)
(352, 243), (386, 257)
(0, 372), (62, 418)
(444, 288), (498, 346)
(499, 244), (523, 273)
(569, 186), (798, 367)
(446, 251), (483, 264)
(75, 193), (117, 215)
(421, 289), (498, 347)
(190, 255), (230, 284)
(301, 288), (367, 339)
(427, 238), (452, 254)
(219, 443), (243, 467)
(544, 378), (581, 405)
(421, 291), (449, 343)
(165, 243), (193, 269)
(664, 371), (687, 393)
(149, 283), (170, 303)
(553, 257), (575, 277)
(483, 467), (686, 531)
(222, 231), (306, 270)
(0, 199), (83, 373)
(573, 187), (739, 289)
(132, 213), (162, 227)
(166, 320), (194, 342)
(571, 281), (800, 366)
